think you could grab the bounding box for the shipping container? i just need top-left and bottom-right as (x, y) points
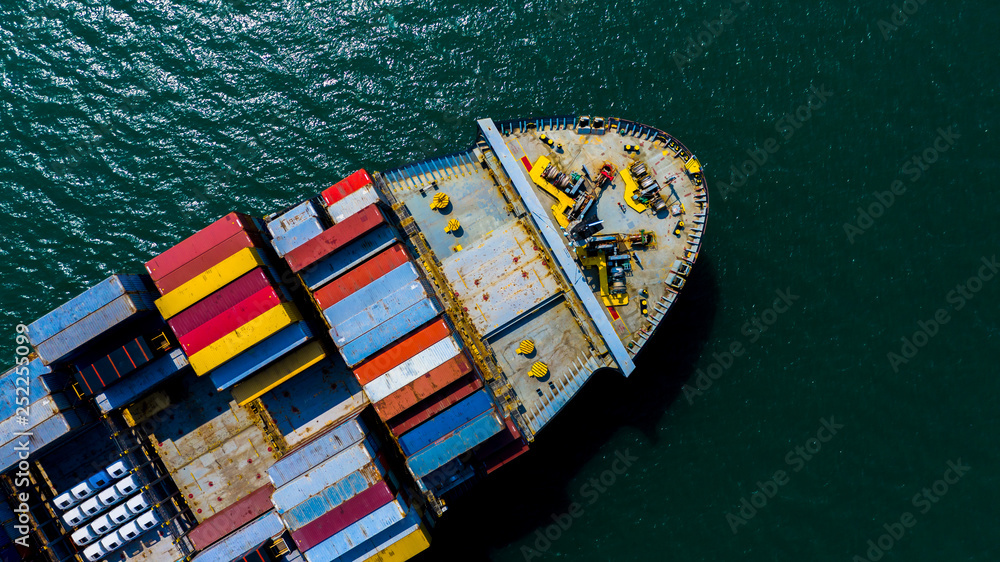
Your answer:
(282, 460), (386, 530)
(338, 513), (428, 562)
(299, 225), (399, 291)
(0, 409), (92, 473)
(406, 410), (504, 478)
(74, 337), (154, 395)
(188, 483), (274, 551)
(34, 293), (158, 365)
(326, 185), (381, 224)
(267, 200), (320, 237)
(322, 263), (419, 327)
(321, 170), (374, 207)
(291, 482), (394, 553)
(230, 340), (326, 407)
(301, 498), (408, 562)
(155, 248), (267, 320)
(271, 216), (325, 257)
(422, 458), (476, 496)
(168, 268), (274, 338)
(271, 439), (378, 513)
(94, 349), (189, 413)
(286, 205), (386, 273)
(260, 359), (366, 448)
(154, 230), (265, 295)
(483, 439), (531, 474)
(313, 245), (410, 310)
(179, 285), (283, 355)
(330, 281), (433, 347)
(373, 353), (473, 421)
(397, 390), (494, 455)
(339, 300), (443, 367)
(26, 275), (152, 346)
(207, 321), (312, 390)
(353, 319), (450, 386)
(145, 212), (257, 281)
(0, 393), (73, 443)
(0, 359), (69, 417)
(190, 510), (282, 562)
(189, 303), (302, 376)
(267, 417), (367, 488)
(387, 373), (482, 435)
(363, 336), (462, 403)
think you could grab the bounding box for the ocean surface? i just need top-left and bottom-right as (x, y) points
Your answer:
(2, 0), (998, 560)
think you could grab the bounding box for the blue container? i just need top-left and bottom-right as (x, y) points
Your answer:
(208, 322), (314, 391)
(338, 298), (443, 367)
(406, 411), (504, 478)
(191, 511), (283, 562)
(322, 263), (419, 326)
(302, 499), (409, 562)
(0, 393), (74, 443)
(398, 390), (494, 455)
(94, 349), (190, 413)
(0, 359), (68, 417)
(333, 510), (423, 562)
(33, 293), (158, 365)
(271, 216), (325, 257)
(330, 279), (432, 347)
(271, 439), (378, 513)
(26, 275), (152, 346)
(0, 409), (93, 473)
(267, 417), (367, 488)
(260, 358), (362, 440)
(267, 200), (320, 238)
(300, 225), (399, 291)
(86, 470), (111, 490)
(282, 459), (386, 530)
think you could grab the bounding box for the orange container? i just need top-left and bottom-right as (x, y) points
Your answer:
(387, 372), (482, 435)
(372, 352), (473, 420)
(353, 318), (451, 385)
(312, 244), (410, 310)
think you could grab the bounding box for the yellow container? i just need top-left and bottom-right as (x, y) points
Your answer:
(188, 303), (302, 375)
(230, 341), (326, 406)
(154, 247), (266, 319)
(363, 525), (431, 562)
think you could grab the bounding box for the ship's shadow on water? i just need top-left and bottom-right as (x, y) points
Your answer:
(415, 256), (719, 561)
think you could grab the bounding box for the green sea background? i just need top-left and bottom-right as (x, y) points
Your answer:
(1, 0), (998, 560)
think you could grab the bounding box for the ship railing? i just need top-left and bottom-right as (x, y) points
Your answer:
(493, 114), (578, 135)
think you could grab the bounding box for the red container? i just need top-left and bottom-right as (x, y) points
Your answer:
(373, 352), (474, 420)
(312, 244), (410, 310)
(154, 230), (264, 295)
(187, 483), (274, 551)
(145, 212), (257, 281)
(321, 170), (373, 206)
(290, 481), (393, 552)
(483, 439), (530, 474)
(178, 285), (284, 355)
(388, 373), (483, 436)
(353, 318), (451, 386)
(285, 205), (386, 273)
(167, 268), (273, 338)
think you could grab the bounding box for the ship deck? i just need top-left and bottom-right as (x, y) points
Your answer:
(380, 115), (707, 437)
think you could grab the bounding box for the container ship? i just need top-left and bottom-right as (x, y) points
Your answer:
(0, 116), (707, 562)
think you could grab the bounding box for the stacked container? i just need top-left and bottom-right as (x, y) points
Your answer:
(0, 358), (79, 472)
(266, 200), (327, 258)
(320, 170), (382, 223)
(146, 212), (318, 394)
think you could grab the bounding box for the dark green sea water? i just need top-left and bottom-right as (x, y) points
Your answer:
(2, 0), (998, 560)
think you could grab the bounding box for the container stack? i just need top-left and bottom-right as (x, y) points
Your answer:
(320, 170), (382, 224)
(146, 212), (320, 398)
(0, 358), (81, 472)
(266, 416), (430, 562)
(266, 200), (327, 258)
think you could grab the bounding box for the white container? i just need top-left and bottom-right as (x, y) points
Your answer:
(62, 506), (84, 527)
(105, 459), (131, 479)
(71, 526), (99, 546)
(97, 486), (123, 507)
(53, 491), (76, 512)
(82, 543), (106, 562)
(125, 494), (149, 515)
(114, 475), (138, 496)
(100, 532), (123, 552)
(79, 497), (101, 518)
(89, 514), (113, 536)
(70, 482), (93, 501)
